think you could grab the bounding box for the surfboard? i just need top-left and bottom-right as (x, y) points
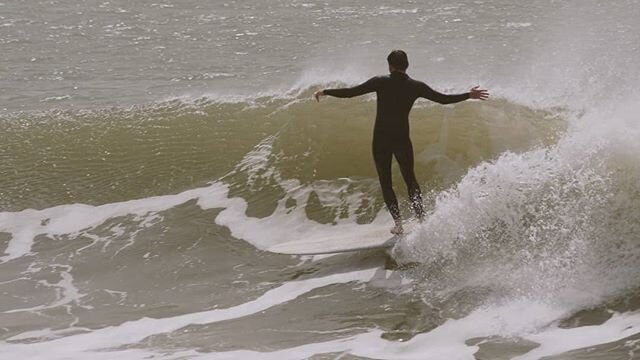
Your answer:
(266, 225), (407, 255)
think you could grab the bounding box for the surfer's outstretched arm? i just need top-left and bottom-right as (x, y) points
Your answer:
(419, 83), (489, 104)
(314, 77), (378, 101)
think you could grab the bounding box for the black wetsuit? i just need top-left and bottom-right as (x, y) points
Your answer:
(324, 72), (469, 220)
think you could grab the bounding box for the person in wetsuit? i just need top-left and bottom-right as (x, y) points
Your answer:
(314, 50), (489, 234)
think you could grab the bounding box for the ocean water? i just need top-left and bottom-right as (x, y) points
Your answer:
(2, 0), (640, 359)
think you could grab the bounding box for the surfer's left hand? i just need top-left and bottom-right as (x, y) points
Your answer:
(469, 86), (489, 100)
(314, 90), (324, 102)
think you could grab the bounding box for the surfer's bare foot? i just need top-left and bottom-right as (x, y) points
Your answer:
(390, 221), (404, 235)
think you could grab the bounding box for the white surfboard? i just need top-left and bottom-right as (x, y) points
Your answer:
(267, 225), (409, 255)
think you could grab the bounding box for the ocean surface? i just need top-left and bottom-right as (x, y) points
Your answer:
(2, 0), (640, 359)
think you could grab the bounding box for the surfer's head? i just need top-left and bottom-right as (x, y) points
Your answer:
(387, 49), (409, 73)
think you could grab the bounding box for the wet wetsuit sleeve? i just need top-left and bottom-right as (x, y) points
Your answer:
(323, 77), (377, 98)
(418, 82), (469, 104)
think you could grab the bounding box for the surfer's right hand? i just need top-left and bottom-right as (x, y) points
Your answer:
(314, 90), (324, 102)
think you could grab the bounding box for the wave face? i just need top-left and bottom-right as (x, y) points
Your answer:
(2, 1), (640, 359)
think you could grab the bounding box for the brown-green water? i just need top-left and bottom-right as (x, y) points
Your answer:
(2, 1), (640, 359)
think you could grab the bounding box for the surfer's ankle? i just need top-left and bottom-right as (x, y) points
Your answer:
(390, 220), (404, 235)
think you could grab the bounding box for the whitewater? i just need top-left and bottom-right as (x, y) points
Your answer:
(2, 0), (640, 359)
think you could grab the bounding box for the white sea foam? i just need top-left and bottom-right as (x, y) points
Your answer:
(1, 268), (379, 359)
(206, 308), (640, 360)
(2, 92), (639, 360)
(87, 302), (638, 360)
(5, 264), (86, 314)
(3, 2), (640, 359)
(0, 186), (215, 262)
(0, 121), (391, 263)
(516, 311), (640, 360)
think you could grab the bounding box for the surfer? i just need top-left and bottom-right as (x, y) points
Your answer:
(314, 50), (488, 234)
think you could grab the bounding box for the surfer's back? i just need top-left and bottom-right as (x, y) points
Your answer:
(372, 72), (423, 141)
